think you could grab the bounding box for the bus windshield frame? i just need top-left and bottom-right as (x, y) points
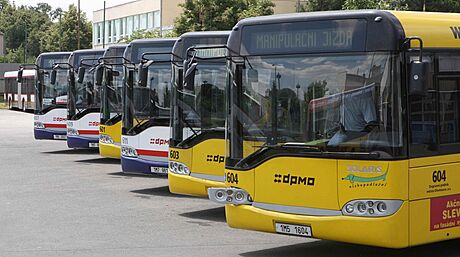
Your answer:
(227, 51), (406, 168)
(100, 58), (125, 126)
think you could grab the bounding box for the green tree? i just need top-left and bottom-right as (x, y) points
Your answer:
(118, 29), (176, 43)
(173, 0), (274, 35)
(299, 0), (345, 11)
(343, 0), (407, 9)
(42, 4), (92, 52)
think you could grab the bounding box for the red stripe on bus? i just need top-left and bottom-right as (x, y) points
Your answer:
(137, 149), (168, 157)
(78, 130), (99, 135)
(44, 123), (66, 128)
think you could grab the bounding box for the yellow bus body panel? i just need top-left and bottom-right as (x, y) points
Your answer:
(98, 121), (121, 159)
(389, 11), (460, 48)
(168, 139), (226, 197)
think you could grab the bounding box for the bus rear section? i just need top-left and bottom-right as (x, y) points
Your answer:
(65, 49), (105, 149)
(121, 38), (176, 175)
(4, 70), (35, 111)
(33, 52), (71, 140)
(208, 10), (460, 248)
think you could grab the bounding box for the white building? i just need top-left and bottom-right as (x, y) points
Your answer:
(92, 0), (298, 49)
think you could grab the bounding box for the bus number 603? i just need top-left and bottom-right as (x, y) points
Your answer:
(170, 150), (179, 159)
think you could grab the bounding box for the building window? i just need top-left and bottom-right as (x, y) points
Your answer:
(127, 16), (133, 35)
(133, 15), (139, 31)
(154, 11), (160, 28)
(107, 20), (112, 43)
(147, 12), (154, 29)
(140, 13), (147, 30)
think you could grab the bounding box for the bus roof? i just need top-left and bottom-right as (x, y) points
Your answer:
(102, 44), (128, 64)
(124, 38), (177, 64)
(172, 31), (230, 62)
(69, 49), (105, 69)
(4, 70), (35, 78)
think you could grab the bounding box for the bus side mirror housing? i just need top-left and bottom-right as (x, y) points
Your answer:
(17, 69), (23, 83)
(184, 62), (197, 91)
(77, 67), (86, 84)
(248, 69), (258, 83)
(95, 65), (104, 86)
(138, 64), (148, 87)
(409, 60), (430, 97)
(50, 69), (57, 85)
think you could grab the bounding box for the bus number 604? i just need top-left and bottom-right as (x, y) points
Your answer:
(226, 172), (239, 184)
(432, 170), (447, 183)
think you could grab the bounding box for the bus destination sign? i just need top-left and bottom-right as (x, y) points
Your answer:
(241, 19), (367, 55)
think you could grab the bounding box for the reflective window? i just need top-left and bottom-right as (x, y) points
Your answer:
(439, 78), (460, 144)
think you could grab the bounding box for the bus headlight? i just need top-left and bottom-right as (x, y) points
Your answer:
(342, 200), (403, 217)
(99, 134), (114, 144)
(121, 146), (138, 157)
(67, 128), (79, 136)
(34, 122), (45, 129)
(168, 161), (190, 175)
(208, 187), (253, 205)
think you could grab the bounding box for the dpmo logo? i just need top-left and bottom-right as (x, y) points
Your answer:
(150, 138), (169, 145)
(88, 121), (100, 126)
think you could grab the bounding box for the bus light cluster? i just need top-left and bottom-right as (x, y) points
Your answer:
(67, 128), (79, 136)
(208, 188), (253, 205)
(34, 122), (45, 129)
(99, 134), (114, 145)
(342, 199), (403, 217)
(168, 161), (190, 175)
(121, 146), (138, 157)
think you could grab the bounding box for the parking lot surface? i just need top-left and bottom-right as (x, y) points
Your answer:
(1, 109), (460, 257)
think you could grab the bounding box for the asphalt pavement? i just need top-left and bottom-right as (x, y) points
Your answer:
(1, 109), (460, 257)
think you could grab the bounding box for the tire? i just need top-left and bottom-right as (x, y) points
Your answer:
(22, 99), (26, 112)
(8, 97), (12, 109)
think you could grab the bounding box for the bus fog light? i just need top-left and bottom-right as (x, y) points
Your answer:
(121, 146), (138, 157)
(377, 202), (387, 212)
(342, 200), (403, 217)
(100, 134), (114, 144)
(34, 122), (45, 129)
(345, 204), (354, 213)
(208, 187), (253, 205)
(168, 161), (190, 175)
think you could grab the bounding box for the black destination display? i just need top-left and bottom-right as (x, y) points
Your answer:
(241, 19), (367, 55)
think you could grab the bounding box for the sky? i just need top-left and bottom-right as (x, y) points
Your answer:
(11, 0), (133, 21)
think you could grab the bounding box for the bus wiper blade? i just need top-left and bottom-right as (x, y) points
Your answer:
(280, 143), (322, 152)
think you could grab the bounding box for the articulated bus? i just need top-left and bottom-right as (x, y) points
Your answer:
(168, 31), (230, 196)
(65, 49), (105, 149)
(4, 70), (35, 111)
(98, 44), (128, 159)
(121, 38), (176, 175)
(208, 11), (460, 248)
(27, 52), (71, 140)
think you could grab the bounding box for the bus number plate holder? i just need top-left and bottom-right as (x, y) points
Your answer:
(89, 143), (99, 148)
(53, 135), (67, 140)
(151, 167), (168, 174)
(275, 222), (312, 237)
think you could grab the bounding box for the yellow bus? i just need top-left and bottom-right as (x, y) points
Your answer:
(208, 10), (460, 248)
(98, 44), (128, 159)
(168, 31), (230, 196)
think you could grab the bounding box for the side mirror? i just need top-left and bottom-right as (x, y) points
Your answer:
(184, 62), (198, 90)
(409, 60), (430, 97)
(138, 63), (149, 87)
(17, 69), (23, 83)
(50, 69), (57, 85)
(77, 67), (86, 83)
(248, 69), (258, 83)
(95, 65), (104, 86)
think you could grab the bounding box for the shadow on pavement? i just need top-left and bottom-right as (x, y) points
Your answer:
(240, 238), (460, 257)
(75, 158), (120, 164)
(131, 186), (195, 198)
(179, 207), (226, 223)
(42, 149), (99, 155)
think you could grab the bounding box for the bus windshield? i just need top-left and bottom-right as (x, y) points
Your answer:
(228, 53), (404, 164)
(68, 66), (100, 116)
(171, 60), (227, 146)
(39, 69), (68, 110)
(101, 64), (124, 125)
(124, 63), (172, 135)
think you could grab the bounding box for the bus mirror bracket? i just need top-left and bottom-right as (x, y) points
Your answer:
(184, 62), (198, 91)
(95, 65), (104, 86)
(138, 63), (149, 87)
(50, 69), (57, 85)
(17, 68), (23, 83)
(405, 37), (430, 97)
(77, 67), (86, 84)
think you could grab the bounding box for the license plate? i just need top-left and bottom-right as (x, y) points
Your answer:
(151, 167), (168, 174)
(53, 135), (67, 140)
(275, 222), (312, 237)
(89, 142), (99, 148)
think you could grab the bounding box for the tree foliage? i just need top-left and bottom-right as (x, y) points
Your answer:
(299, 0), (460, 12)
(299, 0), (345, 12)
(174, 0), (275, 35)
(118, 29), (176, 43)
(0, 1), (92, 63)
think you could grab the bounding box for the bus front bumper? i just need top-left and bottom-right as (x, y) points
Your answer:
(168, 172), (225, 197)
(34, 128), (67, 140)
(99, 142), (121, 159)
(121, 156), (168, 175)
(67, 136), (99, 149)
(224, 201), (409, 249)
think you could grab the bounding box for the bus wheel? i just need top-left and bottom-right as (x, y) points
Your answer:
(22, 99), (26, 112)
(8, 98), (12, 109)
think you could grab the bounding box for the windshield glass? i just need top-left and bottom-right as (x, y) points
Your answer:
(36, 69), (68, 113)
(123, 63), (172, 135)
(101, 64), (124, 125)
(228, 53), (403, 165)
(68, 66), (100, 118)
(171, 60), (227, 146)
